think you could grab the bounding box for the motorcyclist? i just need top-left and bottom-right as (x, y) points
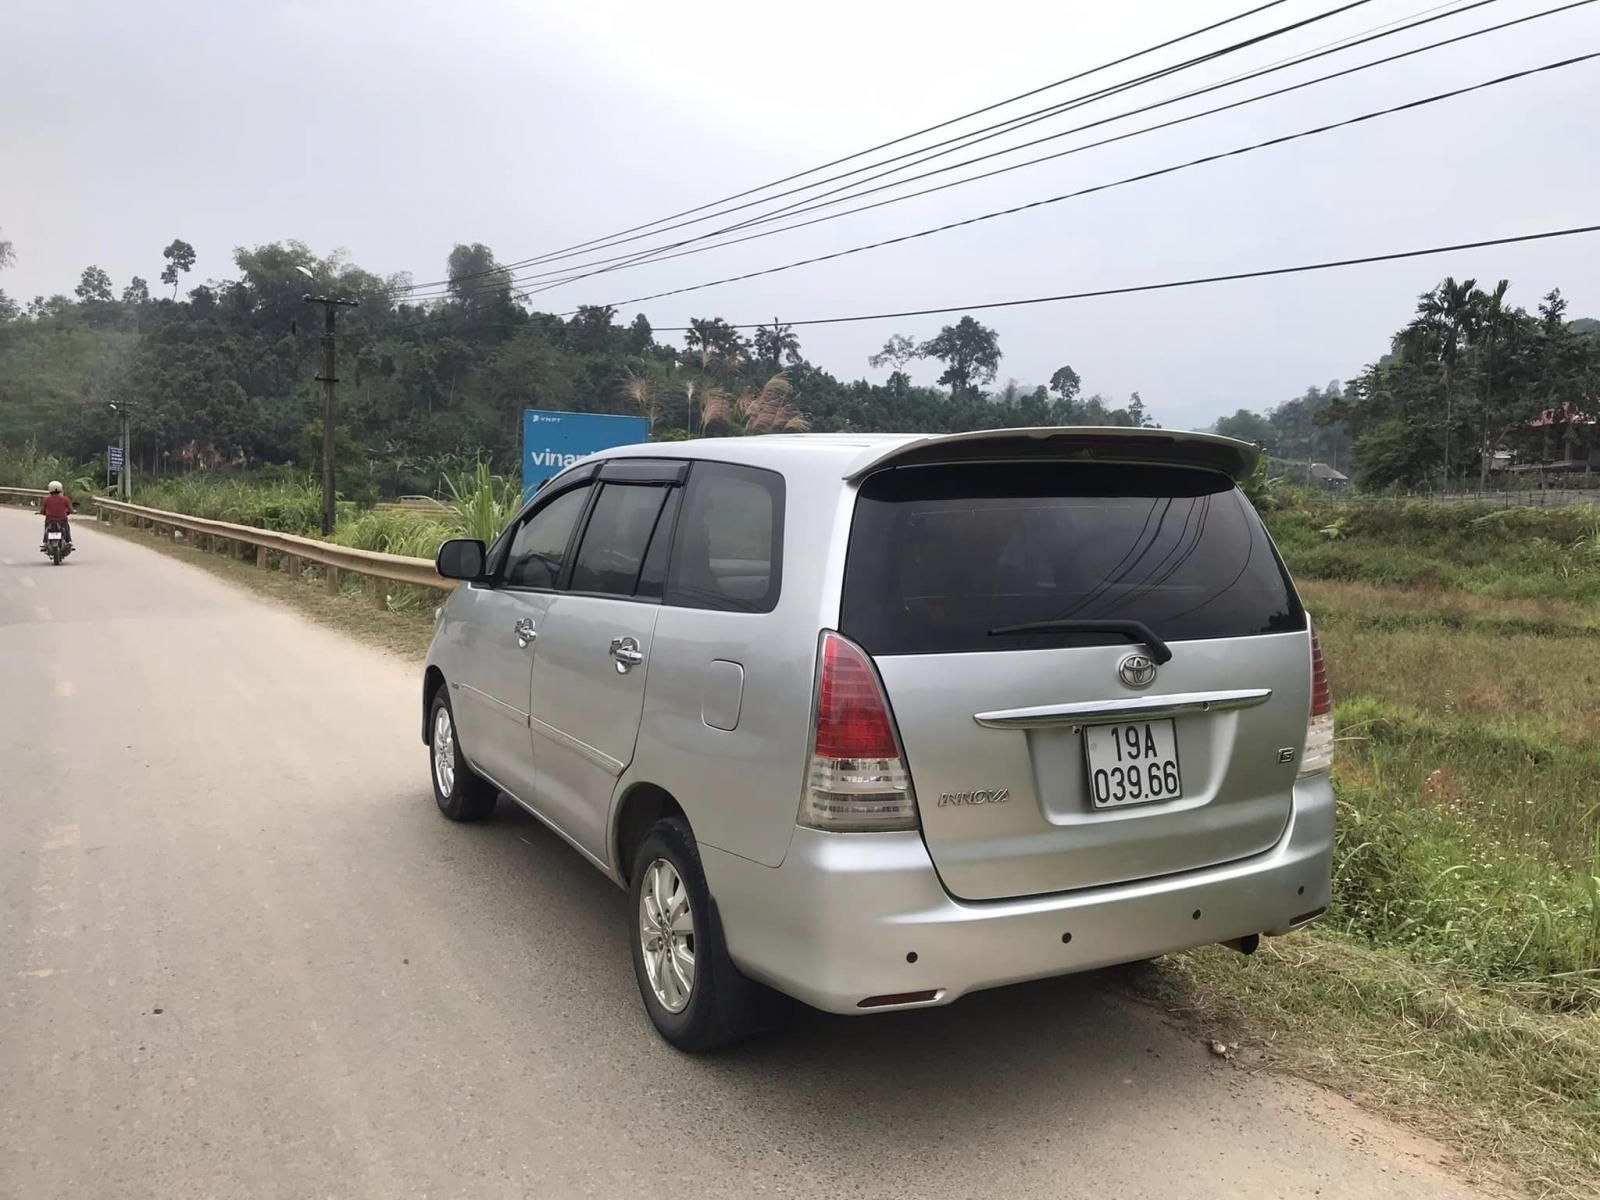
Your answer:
(39, 480), (73, 550)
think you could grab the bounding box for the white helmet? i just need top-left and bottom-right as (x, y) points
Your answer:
(47, 480), (63, 494)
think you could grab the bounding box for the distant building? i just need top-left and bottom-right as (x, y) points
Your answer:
(1496, 404), (1600, 477)
(1307, 462), (1349, 490)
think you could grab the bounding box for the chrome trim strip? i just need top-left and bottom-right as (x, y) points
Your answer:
(974, 688), (1273, 729)
(459, 683), (530, 723)
(529, 715), (625, 777)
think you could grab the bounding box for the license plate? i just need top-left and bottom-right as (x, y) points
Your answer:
(1084, 720), (1182, 808)
(46, 532), (62, 541)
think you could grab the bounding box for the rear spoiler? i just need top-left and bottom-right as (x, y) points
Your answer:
(842, 427), (1259, 483)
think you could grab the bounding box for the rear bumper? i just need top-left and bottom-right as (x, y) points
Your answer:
(700, 774), (1334, 1015)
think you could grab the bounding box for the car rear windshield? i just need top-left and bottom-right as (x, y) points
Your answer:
(840, 462), (1304, 656)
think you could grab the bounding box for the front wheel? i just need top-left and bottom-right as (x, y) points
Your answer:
(427, 691), (497, 821)
(628, 817), (770, 1052)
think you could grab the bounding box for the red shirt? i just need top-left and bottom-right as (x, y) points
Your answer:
(40, 494), (73, 520)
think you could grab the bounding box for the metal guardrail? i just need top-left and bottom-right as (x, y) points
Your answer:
(92, 496), (454, 605)
(0, 486), (47, 503)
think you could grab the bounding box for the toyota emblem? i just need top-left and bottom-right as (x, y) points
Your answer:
(1118, 652), (1158, 689)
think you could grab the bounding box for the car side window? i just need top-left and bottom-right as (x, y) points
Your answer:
(569, 483), (672, 597)
(665, 463), (784, 613)
(501, 484), (592, 590)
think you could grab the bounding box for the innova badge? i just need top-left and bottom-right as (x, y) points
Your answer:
(1118, 652), (1158, 689)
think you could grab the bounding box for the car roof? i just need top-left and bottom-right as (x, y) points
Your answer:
(597, 427), (1259, 482)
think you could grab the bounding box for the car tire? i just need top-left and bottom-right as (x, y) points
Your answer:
(628, 816), (769, 1052)
(428, 690), (497, 822)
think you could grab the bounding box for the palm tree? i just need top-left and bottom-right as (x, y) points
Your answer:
(1395, 276), (1477, 484)
(753, 322), (801, 371)
(1474, 279), (1511, 489)
(684, 319), (718, 372)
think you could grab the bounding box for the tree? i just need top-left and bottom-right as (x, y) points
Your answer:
(1215, 408), (1273, 445)
(919, 316), (1001, 398)
(74, 265), (114, 304)
(122, 276), (150, 304)
(753, 321), (801, 371)
(868, 333), (919, 372)
(445, 242), (512, 313)
(683, 317), (742, 372)
(0, 229), (14, 272)
(1127, 391), (1149, 428)
(1048, 365), (1081, 402)
(627, 313), (653, 355)
(570, 305), (618, 355)
(0, 291), (17, 321)
(1394, 276), (1477, 482)
(160, 239), (196, 297)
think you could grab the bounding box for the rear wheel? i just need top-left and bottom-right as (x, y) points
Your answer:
(427, 691), (497, 821)
(628, 817), (768, 1052)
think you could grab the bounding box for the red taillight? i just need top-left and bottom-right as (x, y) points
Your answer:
(1310, 627), (1332, 718)
(813, 635), (899, 760)
(1301, 623), (1334, 775)
(800, 633), (919, 832)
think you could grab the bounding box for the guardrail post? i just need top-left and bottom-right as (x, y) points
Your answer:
(256, 545), (268, 569)
(288, 555), (302, 580)
(325, 564), (339, 595)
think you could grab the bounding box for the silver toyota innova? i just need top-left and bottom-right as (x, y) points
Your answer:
(422, 428), (1334, 1050)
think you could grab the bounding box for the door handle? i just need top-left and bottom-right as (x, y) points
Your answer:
(514, 617), (537, 649)
(609, 636), (644, 672)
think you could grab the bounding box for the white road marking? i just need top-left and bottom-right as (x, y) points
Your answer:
(54, 679), (75, 698)
(34, 605), (51, 620)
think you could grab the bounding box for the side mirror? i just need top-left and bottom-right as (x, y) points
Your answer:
(436, 539), (487, 581)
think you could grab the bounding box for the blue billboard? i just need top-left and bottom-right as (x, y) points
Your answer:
(522, 409), (651, 496)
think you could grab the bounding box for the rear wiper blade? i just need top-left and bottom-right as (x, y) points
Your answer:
(986, 618), (1172, 664)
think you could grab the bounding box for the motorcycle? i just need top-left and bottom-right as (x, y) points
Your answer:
(42, 518), (72, 565)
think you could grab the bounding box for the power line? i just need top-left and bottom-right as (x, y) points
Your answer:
(517, 0), (1491, 290)
(507, 0), (1553, 298)
(501, 0), (1380, 275)
(398, 0), (1352, 293)
(565, 54), (1600, 314)
(417, 0), (1557, 304)
(635, 224), (1600, 331)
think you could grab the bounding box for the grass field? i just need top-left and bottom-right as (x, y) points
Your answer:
(1145, 496), (1600, 1196)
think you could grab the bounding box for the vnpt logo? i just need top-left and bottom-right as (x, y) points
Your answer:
(529, 449), (582, 468)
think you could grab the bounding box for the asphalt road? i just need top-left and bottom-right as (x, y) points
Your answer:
(0, 507), (1487, 1200)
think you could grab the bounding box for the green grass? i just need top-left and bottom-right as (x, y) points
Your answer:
(1266, 498), (1600, 603)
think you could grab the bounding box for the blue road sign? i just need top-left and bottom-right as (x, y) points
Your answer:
(108, 446), (125, 471)
(522, 410), (650, 495)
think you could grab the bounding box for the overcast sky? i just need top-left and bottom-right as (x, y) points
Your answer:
(4, 0), (1598, 428)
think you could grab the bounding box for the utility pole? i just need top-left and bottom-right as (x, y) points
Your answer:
(302, 291), (358, 535)
(120, 407), (131, 499)
(107, 401), (134, 499)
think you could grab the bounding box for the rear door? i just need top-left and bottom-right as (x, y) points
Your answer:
(839, 458), (1310, 901)
(525, 460), (683, 860)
